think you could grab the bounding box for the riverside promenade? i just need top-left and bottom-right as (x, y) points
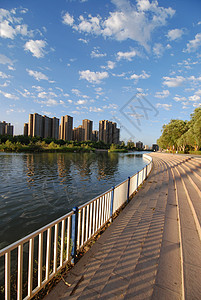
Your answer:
(45, 153), (201, 300)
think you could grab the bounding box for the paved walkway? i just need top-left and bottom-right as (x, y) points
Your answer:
(45, 153), (201, 300)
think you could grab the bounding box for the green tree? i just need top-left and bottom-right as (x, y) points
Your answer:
(157, 119), (188, 150)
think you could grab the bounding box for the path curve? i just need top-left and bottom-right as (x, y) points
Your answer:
(45, 153), (201, 300)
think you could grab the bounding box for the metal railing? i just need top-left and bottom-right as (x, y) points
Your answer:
(0, 154), (152, 300)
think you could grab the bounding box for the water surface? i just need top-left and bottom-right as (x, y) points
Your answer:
(0, 151), (148, 249)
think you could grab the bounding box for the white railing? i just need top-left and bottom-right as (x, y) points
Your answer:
(0, 154), (152, 300)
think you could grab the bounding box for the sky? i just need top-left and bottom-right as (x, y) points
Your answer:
(0, 0), (201, 146)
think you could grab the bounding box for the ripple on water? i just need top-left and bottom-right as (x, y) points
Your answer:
(0, 152), (148, 248)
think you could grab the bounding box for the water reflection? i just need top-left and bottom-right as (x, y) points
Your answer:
(0, 152), (147, 248)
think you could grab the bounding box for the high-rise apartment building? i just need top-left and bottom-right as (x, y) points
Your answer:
(28, 114), (33, 136)
(43, 115), (52, 138)
(73, 125), (85, 142)
(99, 120), (120, 144)
(28, 113), (59, 139)
(92, 130), (98, 142)
(24, 123), (28, 136)
(82, 119), (93, 141)
(52, 117), (59, 140)
(136, 141), (143, 149)
(59, 115), (73, 141)
(0, 121), (14, 136)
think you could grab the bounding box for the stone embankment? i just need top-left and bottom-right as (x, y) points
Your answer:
(45, 153), (201, 300)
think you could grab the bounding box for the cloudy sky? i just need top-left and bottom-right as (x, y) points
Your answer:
(0, 0), (201, 145)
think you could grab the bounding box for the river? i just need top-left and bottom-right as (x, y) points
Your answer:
(0, 151), (148, 249)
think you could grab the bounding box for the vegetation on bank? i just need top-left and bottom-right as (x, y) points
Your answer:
(108, 143), (128, 153)
(0, 134), (149, 153)
(0, 136), (109, 153)
(157, 107), (201, 153)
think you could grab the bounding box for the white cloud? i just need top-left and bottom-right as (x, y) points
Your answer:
(0, 71), (10, 79)
(8, 66), (15, 71)
(155, 90), (170, 98)
(153, 43), (164, 57)
(189, 95), (200, 102)
(112, 72), (125, 77)
(173, 95), (187, 102)
(35, 99), (61, 106)
(188, 75), (201, 82)
(117, 49), (139, 61)
(79, 70), (108, 83)
(103, 103), (118, 109)
(130, 70), (150, 81)
(72, 88), (81, 96)
(24, 40), (47, 58)
(0, 20), (16, 39)
(27, 69), (49, 81)
(102, 60), (116, 70)
(67, 99), (73, 103)
(91, 48), (107, 58)
(107, 61), (116, 70)
(0, 54), (13, 65)
(167, 28), (184, 40)
(0, 81), (10, 87)
(184, 33), (201, 53)
(195, 89), (201, 97)
(76, 14), (101, 35)
(156, 103), (172, 110)
(62, 0), (175, 50)
(78, 38), (88, 43)
(62, 12), (74, 25)
(193, 103), (201, 108)
(163, 76), (185, 87)
(32, 85), (43, 92)
(76, 99), (87, 105)
(0, 9), (30, 39)
(0, 89), (19, 100)
(89, 107), (103, 112)
(38, 92), (47, 98)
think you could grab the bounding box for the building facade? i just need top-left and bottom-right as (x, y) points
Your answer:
(28, 113), (59, 139)
(0, 121), (14, 136)
(152, 144), (159, 151)
(82, 119), (93, 141)
(92, 130), (98, 142)
(59, 115), (73, 141)
(73, 125), (85, 142)
(136, 141), (143, 149)
(24, 123), (28, 136)
(99, 120), (120, 144)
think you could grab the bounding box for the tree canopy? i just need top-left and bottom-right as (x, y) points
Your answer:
(157, 107), (201, 152)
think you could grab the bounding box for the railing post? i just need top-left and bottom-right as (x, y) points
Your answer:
(71, 206), (78, 265)
(127, 177), (130, 203)
(110, 186), (115, 222)
(137, 171), (139, 190)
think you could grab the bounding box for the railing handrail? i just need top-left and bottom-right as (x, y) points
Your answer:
(0, 154), (153, 256)
(0, 210), (73, 256)
(0, 153), (153, 300)
(78, 187), (113, 210)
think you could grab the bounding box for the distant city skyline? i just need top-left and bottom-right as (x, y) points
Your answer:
(0, 0), (201, 146)
(21, 112), (121, 144)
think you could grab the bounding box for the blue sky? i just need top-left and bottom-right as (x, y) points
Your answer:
(0, 0), (201, 145)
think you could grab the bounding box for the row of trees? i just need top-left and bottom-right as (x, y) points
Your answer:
(157, 107), (201, 152)
(0, 135), (110, 150)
